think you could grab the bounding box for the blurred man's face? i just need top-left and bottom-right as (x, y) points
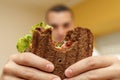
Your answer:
(46, 11), (74, 42)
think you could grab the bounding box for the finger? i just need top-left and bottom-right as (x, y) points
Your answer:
(64, 64), (120, 80)
(4, 61), (61, 80)
(65, 56), (118, 77)
(10, 52), (54, 72)
(1, 75), (25, 80)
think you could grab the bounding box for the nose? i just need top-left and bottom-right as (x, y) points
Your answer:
(58, 26), (65, 35)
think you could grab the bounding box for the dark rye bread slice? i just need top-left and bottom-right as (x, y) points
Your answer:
(31, 27), (94, 79)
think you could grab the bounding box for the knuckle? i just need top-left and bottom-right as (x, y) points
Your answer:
(20, 53), (30, 64)
(3, 63), (11, 74)
(86, 57), (97, 69)
(9, 54), (17, 60)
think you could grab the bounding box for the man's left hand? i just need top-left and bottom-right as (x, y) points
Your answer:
(64, 56), (120, 80)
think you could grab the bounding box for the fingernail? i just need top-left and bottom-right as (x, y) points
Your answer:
(46, 64), (54, 71)
(52, 77), (61, 80)
(65, 68), (72, 77)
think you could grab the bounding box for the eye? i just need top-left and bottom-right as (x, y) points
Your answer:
(51, 24), (58, 29)
(63, 23), (70, 28)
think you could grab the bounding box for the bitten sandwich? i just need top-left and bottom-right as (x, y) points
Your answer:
(16, 22), (94, 79)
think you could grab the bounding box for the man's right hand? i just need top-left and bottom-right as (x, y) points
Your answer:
(1, 52), (61, 80)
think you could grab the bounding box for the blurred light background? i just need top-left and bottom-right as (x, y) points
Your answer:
(0, 0), (120, 74)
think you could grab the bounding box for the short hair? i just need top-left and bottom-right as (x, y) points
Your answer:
(45, 4), (73, 21)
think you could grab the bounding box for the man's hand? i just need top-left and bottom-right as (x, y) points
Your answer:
(1, 52), (61, 80)
(64, 56), (120, 80)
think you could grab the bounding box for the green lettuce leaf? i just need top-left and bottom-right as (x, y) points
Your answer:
(16, 34), (32, 53)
